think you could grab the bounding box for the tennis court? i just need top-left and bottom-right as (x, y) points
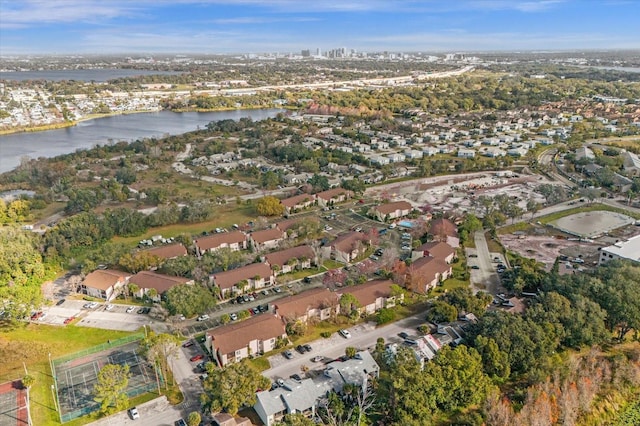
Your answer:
(0, 381), (27, 426)
(52, 339), (159, 423)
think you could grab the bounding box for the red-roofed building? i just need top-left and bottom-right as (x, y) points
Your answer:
(274, 288), (339, 323)
(316, 188), (353, 207)
(205, 314), (286, 367)
(81, 269), (129, 301)
(411, 241), (456, 263)
(428, 218), (460, 248)
(142, 243), (188, 260)
(264, 245), (316, 276)
(128, 271), (193, 302)
(405, 256), (452, 294)
(280, 193), (316, 215)
(337, 279), (403, 315)
(194, 231), (247, 256)
(211, 263), (274, 298)
(322, 231), (370, 264)
(368, 201), (413, 222)
(249, 228), (285, 251)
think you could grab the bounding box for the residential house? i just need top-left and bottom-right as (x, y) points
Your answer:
(405, 256), (452, 294)
(337, 279), (403, 315)
(194, 231), (247, 256)
(422, 146), (439, 156)
(411, 241), (456, 263)
(386, 153), (405, 163)
(280, 193), (315, 215)
(428, 218), (460, 248)
(368, 201), (413, 222)
(275, 219), (302, 238)
(622, 151), (640, 177)
(81, 269), (128, 301)
(143, 243), (188, 260)
(316, 188), (353, 207)
(205, 314), (286, 367)
(274, 287), (339, 323)
(254, 351), (379, 426)
(322, 231), (370, 264)
(575, 146), (595, 161)
(370, 155), (390, 166)
(265, 245), (316, 276)
(457, 149), (476, 158)
(212, 413), (252, 426)
(211, 263), (274, 298)
(249, 228), (285, 251)
(128, 271), (193, 302)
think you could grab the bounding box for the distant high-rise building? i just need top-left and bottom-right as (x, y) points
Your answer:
(316, 47), (322, 56)
(301, 49), (310, 57)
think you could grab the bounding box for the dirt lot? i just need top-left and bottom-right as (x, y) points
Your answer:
(499, 234), (602, 271)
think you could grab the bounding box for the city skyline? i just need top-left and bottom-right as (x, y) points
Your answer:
(1, 0), (639, 55)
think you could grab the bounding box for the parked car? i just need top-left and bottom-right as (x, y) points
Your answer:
(230, 313), (238, 321)
(311, 356), (324, 363)
(30, 311), (43, 321)
(303, 344), (312, 352)
(401, 245), (411, 251)
(261, 289), (270, 296)
(105, 304), (114, 311)
(296, 345), (306, 354)
(469, 254), (478, 258)
(182, 340), (194, 348)
(126, 306), (135, 313)
(197, 314), (210, 321)
(398, 332), (409, 339)
(302, 276), (312, 283)
(128, 407), (140, 420)
(175, 419), (187, 426)
(273, 287), (282, 293)
(63, 317), (75, 325)
(283, 350), (294, 359)
(290, 374), (302, 382)
(339, 329), (352, 339)
(471, 265), (480, 270)
(56, 299), (66, 306)
(190, 354), (204, 362)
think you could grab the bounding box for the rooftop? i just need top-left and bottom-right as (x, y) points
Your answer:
(83, 269), (127, 290)
(128, 271), (191, 294)
(275, 287), (339, 320)
(337, 279), (394, 307)
(209, 314), (285, 356)
(212, 262), (273, 289)
(602, 234), (640, 262)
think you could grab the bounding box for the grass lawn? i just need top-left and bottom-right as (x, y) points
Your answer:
(246, 357), (271, 372)
(0, 323), (136, 426)
(32, 202), (66, 222)
(498, 222), (535, 235)
(484, 231), (504, 253)
(322, 260), (343, 270)
(112, 204), (255, 246)
(276, 267), (325, 283)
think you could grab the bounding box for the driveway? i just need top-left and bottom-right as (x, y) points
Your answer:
(264, 314), (425, 382)
(86, 396), (186, 426)
(466, 231), (502, 295)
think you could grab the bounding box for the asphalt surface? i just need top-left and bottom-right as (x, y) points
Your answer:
(467, 231), (503, 295)
(264, 314), (425, 383)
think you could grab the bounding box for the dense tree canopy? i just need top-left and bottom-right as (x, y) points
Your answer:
(201, 362), (270, 415)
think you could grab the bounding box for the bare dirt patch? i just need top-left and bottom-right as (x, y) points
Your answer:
(499, 234), (600, 271)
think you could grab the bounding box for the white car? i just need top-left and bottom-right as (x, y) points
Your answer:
(105, 304), (114, 311)
(339, 329), (352, 339)
(126, 306), (135, 313)
(128, 407), (140, 420)
(230, 313), (238, 321)
(197, 314), (210, 321)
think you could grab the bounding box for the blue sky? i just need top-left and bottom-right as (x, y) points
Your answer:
(0, 0), (638, 55)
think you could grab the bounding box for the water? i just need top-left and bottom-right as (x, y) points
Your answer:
(0, 69), (182, 82)
(0, 109), (283, 174)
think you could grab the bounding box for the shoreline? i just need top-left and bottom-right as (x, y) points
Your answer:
(0, 106), (291, 136)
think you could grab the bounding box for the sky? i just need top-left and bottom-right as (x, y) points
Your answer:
(0, 0), (639, 55)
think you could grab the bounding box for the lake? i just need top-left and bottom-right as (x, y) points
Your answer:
(0, 69), (182, 82)
(0, 109), (284, 174)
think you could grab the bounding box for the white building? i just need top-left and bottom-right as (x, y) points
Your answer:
(599, 234), (640, 265)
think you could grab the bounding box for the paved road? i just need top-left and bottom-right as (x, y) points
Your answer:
(264, 314), (425, 382)
(467, 231), (503, 295)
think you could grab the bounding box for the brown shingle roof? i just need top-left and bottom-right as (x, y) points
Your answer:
(331, 231), (369, 253)
(415, 241), (455, 260)
(209, 314), (285, 356)
(339, 279), (394, 307)
(264, 245), (315, 268)
(280, 193), (315, 208)
(250, 228), (284, 244)
(143, 243), (187, 260)
(275, 218), (301, 232)
(429, 218), (458, 238)
(410, 256), (451, 278)
(275, 288), (339, 319)
(128, 271), (190, 294)
(316, 188), (352, 201)
(83, 269), (127, 290)
(373, 201), (412, 215)
(194, 231), (246, 251)
(212, 263), (272, 290)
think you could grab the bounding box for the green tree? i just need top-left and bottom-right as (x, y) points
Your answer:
(93, 364), (131, 415)
(255, 196), (285, 216)
(473, 335), (510, 381)
(201, 362), (270, 415)
(339, 293), (360, 317)
(22, 374), (35, 389)
(376, 307), (396, 324)
(164, 284), (216, 317)
(345, 346), (357, 359)
(276, 413), (316, 426)
(140, 332), (181, 389)
(425, 301), (458, 323)
(187, 411), (201, 426)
